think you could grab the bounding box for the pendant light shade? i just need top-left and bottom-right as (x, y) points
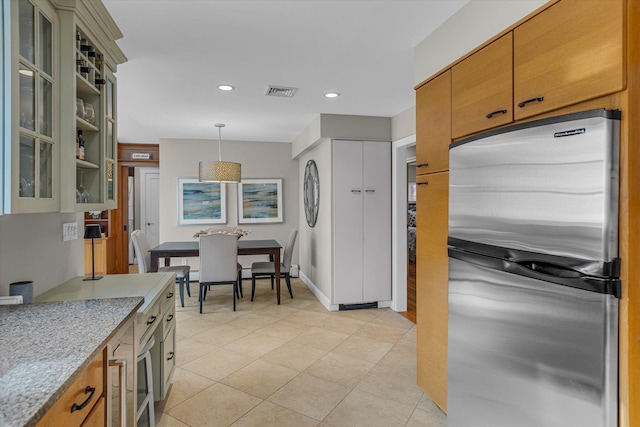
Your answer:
(199, 123), (241, 183)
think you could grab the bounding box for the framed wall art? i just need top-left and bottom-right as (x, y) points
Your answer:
(238, 178), (283, 223)
(177, 177), (226, 225)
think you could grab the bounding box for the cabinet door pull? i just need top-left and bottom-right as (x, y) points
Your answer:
(166, 314), (174, 322)
(166, 292), (174, 299)
(146, 315), (157, 325)
(167, 351), (175, 361)
(517, 96), (544, 108)
(351, 189), (362, 193)
(365, 189), (375, 193)
(485, 109), (508, 119)
(417, 163), (429, 168)
(417, 181), (429, 186)
(70, 386), (96, 413)
(109, 359), (127, 426)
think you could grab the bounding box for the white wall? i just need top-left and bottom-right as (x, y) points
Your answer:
(414, 0), (548, 85)
(391, 106), (416, 142)
(158, 138), (299, 272)
(0, 212), (84, 297)
(297, 139), (333, 304)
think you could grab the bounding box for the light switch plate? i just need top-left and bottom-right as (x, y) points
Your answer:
(63, 222), (78, 241)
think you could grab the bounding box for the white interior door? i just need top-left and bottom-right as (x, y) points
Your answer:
(139, 168), (160, 249)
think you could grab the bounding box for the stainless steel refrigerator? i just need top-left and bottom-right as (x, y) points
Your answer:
(447, 109), (621, 427)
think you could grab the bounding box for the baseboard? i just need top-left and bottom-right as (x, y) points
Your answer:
(298, 271), (339, 311)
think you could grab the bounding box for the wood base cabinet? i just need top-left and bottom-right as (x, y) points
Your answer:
(416, 172), (449, 411)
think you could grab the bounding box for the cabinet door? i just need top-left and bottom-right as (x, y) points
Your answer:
(416, 171), (449, 411)
(333, 140), (364, 304)
(513, 0), (625, 120)
(363, 141), (391, 302)
(452, 33), (513, 139)
(416, 70), (451, 174)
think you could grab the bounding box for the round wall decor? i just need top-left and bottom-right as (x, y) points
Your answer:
(303, 160), (320, 227)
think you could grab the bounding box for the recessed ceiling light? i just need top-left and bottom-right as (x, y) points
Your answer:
(217, 84), (235, 91)
(324, 92), (340, 98)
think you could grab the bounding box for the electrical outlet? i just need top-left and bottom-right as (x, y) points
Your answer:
(63, 222), (78, 241)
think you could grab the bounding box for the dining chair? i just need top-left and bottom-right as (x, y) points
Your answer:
(250, 229), (297, 301)
(131, 230), (192, 307)
(199, 233), (243, 313)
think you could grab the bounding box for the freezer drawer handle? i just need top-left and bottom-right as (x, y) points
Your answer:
(486, 109), (508, 119)
(417, 181), (429, 186)
(417, 163), (429, 168)
(517, 96), (544, 108)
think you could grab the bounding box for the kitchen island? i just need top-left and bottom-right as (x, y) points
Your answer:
(0, 297), (143, 427)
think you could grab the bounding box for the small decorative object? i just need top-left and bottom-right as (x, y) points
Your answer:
(84, 224), (103, 281)
(10, 281), (33, 304)
(83, 102), (95, 124)
(75, 98), (85, 118)
(193, 226), (250, 239)
(304, 160), (320, 227)
(178, 177), (226, 225)
(89, 210), (101, 219)
(238, 178), (283, 224)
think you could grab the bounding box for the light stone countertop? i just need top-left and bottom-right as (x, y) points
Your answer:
(0, 297), (143, 427)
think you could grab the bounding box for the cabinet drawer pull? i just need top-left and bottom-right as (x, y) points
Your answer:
(167, 351), (175, 361)
(485, 109), (508, 119)
(166, 314), (174, 322)
(517, 96), (544, 108)
(146, 315), (157, 325)
(417, 181), (429, 186)
(417, 163), (429, 168)
(166, 292), (174, 299)
(70, 386), (96, 413)
(365, 189), (375, 193)
(351, 189), (362, 193)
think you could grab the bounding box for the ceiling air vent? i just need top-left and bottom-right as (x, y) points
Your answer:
(265, 85), (298, 98)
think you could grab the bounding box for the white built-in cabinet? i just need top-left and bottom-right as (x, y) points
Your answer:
(333, 140), (391, 305)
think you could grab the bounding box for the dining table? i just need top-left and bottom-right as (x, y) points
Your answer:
(149, 239), (284, 304)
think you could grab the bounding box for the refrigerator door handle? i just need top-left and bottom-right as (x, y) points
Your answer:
(448, 247), (621, 298)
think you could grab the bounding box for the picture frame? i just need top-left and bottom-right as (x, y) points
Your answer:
(238, 178), (283, 223)
(177, 177), (226, 225)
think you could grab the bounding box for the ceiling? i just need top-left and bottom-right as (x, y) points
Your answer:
(102, 0), (468, 144)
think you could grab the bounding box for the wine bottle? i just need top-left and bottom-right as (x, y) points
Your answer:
(76, 132), (80, 159)
(77, 130), (85, 160)
(94, 78), (106, 86)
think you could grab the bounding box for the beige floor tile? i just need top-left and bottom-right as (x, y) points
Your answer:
(173, 338), (218, 367)
(163, 367), (215, 410)
(285, 310), (332, 327)
(332, 335), (393, 364)
(231, 401), (319, 427)
(406, 407), (447, 427)
(221, 359), (299, 399)
(292, 327), (350, 351)
(166, 383), (261, 427)
(191, 323), (253, 346)
(268, 373), (349, 421)
(225, 313), (281, 331)
(355, 364), (423, 407)
(261, 341), (327, 372)
(254, 319), (311, 341)
(316, 315), (366, 335)
(334, 307), (385, 322)
(370, 309), (415, 330)
(253, 304), (300, 319)
(355, 322), (410, 344)
(223, 331), (287, 358)
(155, 413), (189, 427)
(416, 393), (446, 416)
(304, 351), (375, 389)
(174, 316), (221, 338)
(324, 389), (415, 427)
(182, 346), (255, 381)
(377, 343), (418, 373)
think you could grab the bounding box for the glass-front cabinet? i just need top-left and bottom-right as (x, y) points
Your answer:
(6, 0), (125, 214)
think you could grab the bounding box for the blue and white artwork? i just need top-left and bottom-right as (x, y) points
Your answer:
(178, 178), (226, 225)
(238, 179), (283, 223)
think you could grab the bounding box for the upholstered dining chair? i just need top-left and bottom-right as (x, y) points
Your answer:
(131, 230), (192, 307)
(251, 229), (297, 301)
(199, 233), (243, 313)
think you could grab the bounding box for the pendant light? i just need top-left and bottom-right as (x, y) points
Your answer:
(199, 123), (241, 183)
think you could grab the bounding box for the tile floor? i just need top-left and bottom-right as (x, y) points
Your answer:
(155, 277), (447, 427)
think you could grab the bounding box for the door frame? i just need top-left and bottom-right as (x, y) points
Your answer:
(138, 167), (160, 249)
(391, 134), (416, 312)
